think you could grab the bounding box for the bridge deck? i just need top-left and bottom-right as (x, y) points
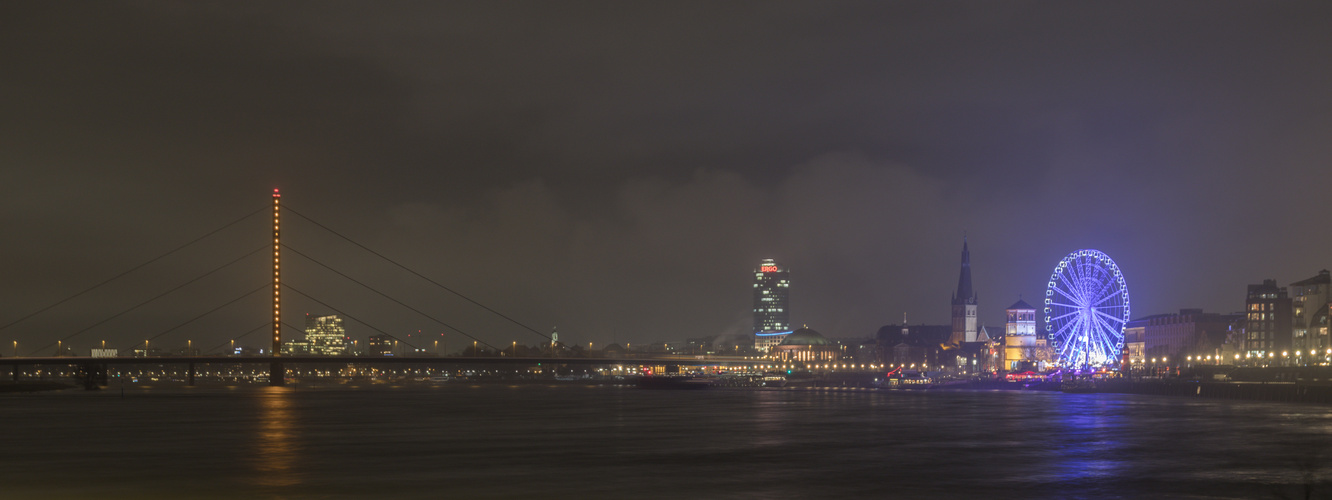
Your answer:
(0, 356), (756, 366)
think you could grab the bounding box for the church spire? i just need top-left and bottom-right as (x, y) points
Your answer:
(953, 238), (975, 305)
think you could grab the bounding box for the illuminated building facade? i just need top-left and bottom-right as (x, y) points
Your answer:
(753, 258), (790, 352)
(304, 314), (349, 356)
(368, 334), (394, 356)
(770, 327), (839, 363)
(1003, 299), (1038, 371)
(755, 330), (793, 353)
(949, 240), (978, 345)
(1289, 270), (1330, 353)
(1244, 279), (1292, 358)
(281, 340), (310, 355)
(1137, 309), (1239, 361)
(1124, 319), (1147, 366)
(1311, 305), (1331, 360)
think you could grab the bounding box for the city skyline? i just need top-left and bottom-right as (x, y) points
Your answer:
(3, 3), (1332, 351)
(7, 4), (1332, 499)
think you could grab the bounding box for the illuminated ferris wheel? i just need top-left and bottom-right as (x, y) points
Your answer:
(1044, 249), (1130, 370)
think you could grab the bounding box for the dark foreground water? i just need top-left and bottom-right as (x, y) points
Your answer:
(3, 384), (1331, 499)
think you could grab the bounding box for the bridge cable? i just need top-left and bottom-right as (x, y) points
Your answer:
(121, 282), (269, 353)
(282, 247), (500, 350)
(284, 206), (551, 341)
(202, 321), (271, 355)
(26, 245), (268, 356)
(285, 282), (479, 352)
(273, 319), (424, 354)
(0, 206), (265, 333)
(282, 284), (426, 350)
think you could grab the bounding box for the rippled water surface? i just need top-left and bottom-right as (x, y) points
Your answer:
(3, 385), (1331, 499)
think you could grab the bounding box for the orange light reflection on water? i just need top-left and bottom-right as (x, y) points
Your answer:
(250, 387), (303, 488)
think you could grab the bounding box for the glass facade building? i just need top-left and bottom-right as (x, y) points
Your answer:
(1244, 279), (1292, 358)
(303, 314), (349, 356)
(753, 259), (790, 352)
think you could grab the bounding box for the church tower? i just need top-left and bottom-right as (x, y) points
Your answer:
(949, 239), (978, 344)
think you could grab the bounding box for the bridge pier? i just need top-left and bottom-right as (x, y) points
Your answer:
(187, 362), (195, 386)
(269, 361), (284, 386)
(12, 364), (18, 382)
(79, 362), (107, 391)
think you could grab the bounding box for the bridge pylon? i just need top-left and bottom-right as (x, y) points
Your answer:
(270, 188), (285, 386)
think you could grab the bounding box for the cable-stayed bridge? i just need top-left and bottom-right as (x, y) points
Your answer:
(0, 190), (752, 389)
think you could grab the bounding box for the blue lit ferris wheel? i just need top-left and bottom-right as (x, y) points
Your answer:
(1044, 249), (1130, 370)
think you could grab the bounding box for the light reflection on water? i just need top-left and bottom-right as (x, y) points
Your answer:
(0, 385), (1329, 499)
(251, 386), (302, 488)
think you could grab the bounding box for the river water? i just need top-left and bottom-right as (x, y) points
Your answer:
(2, 384), (1330, 499)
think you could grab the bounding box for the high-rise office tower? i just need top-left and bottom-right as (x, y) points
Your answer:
(304, 314), (348, 356)
(753, 259), (791, 352)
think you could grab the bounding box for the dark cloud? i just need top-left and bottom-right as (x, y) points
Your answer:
(2, 1), (1331, 353)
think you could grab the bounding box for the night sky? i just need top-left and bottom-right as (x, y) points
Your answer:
(3, 2), (1331, 353)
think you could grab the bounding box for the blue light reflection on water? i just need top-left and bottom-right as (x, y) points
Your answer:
(2, 385), (1330, 499)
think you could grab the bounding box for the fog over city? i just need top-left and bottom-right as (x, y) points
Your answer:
(3, 2), (1331, 351)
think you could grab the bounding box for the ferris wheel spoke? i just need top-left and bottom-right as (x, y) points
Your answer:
(1090, 313), (1116, 336)
(1056, 268), (1085, 301)
(1093, 287), (1124, 306)
(1087, 273), (1115, 304)
(1092, 318), (1124, 349)
(1051, 285), (1084, 306)
(1050, 315), (1082, 340)
(1091, 316), (1123, 355)
(1048, 310), (1082, 323)
(1099, 323), (1123, 343)
(1065, 265), (1087, 299)
(1093, 308), (1124, 326)
(1088, 267), (1112, 299)
(1065, 313), (1087, 346)
(1076, 261), (1096, 290)
(1056, 326), (1078, 355)
(1075, 317), (1095, 366)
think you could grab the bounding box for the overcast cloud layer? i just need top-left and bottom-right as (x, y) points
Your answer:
(2, 2), (1331, 353)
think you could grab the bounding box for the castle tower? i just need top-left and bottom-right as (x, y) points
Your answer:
(1004, 299), (1037, 371)
(949, 239), (978, 344)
